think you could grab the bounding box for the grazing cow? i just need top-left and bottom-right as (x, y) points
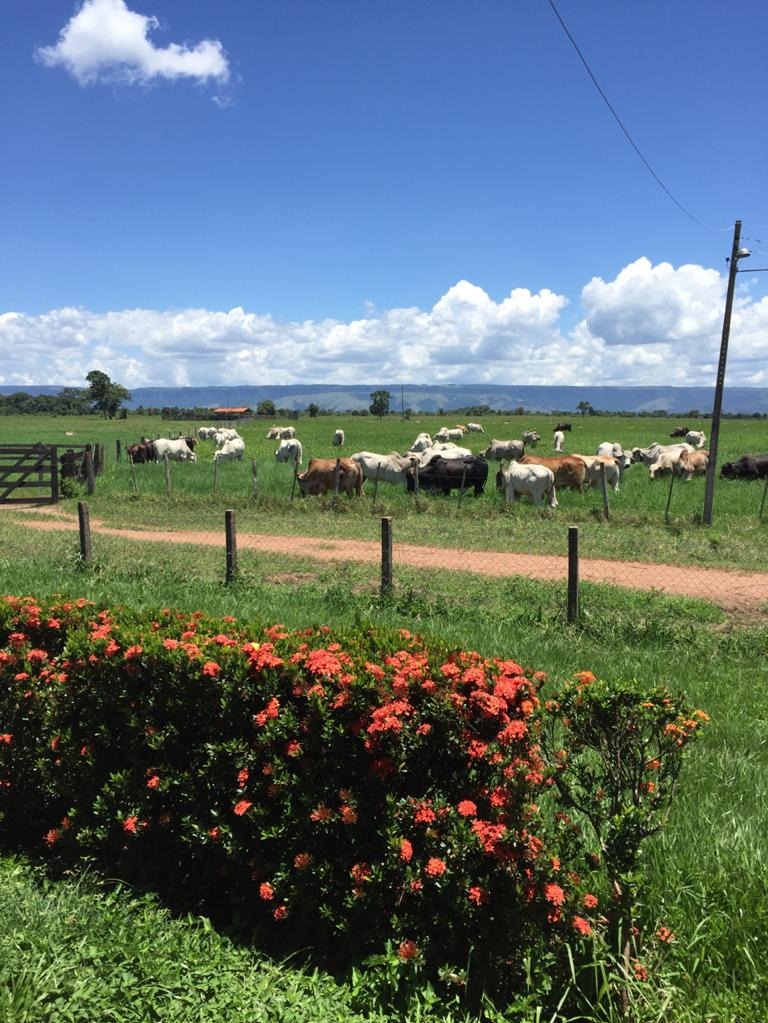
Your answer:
(152, 438), (197, 462)
(670, 425), (690, 438)
(351, 451), (415, 486)
(519, 454), (586, 492)
(500, 460), (557, 508)
(677, 449), (708, 481)
(720, 454), (768, 480)
(213, 437), (245, 462)
(573, 454), (621, 492)
(455, 424), (469, 435)
(414, 442), (473, 467)
(466, 423), (485, 433)
(483, 438), (525, 462)
(266, 427), (281, 440)
(684, 430), (707, 449)
(435, 427), (465, 443)
(596, 443), (631, 480)
(408, 432), (433, 453)
(127, 441), (153, 464)
(522, 430), (541, 448)
(553, 430), (565, 453)
(407, 455), (488, 497)
(555, 422), (572, 432)
(296, 457), (363, 498)
(332, 429), (345, 447)
(197, 426), (216, 440)
(183, 436), (197, 452)
(631, 443), (693, 480)
(275, 438), (303, 465)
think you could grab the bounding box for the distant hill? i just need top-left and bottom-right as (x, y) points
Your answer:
(2, 383), (768, 415)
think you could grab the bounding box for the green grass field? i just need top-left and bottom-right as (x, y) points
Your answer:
(2, 411), (767, 570)
(1, 410), (768, 1021)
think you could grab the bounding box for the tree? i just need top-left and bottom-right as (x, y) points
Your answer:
(86, 370), (131, 419)
(576, 400), (594, 416)
(369, 390), (392, 418)
(257, 399), (276, 417)
(307, 403), (320, 418)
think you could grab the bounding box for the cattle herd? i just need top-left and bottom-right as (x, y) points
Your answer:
(123, 421), (768, 507)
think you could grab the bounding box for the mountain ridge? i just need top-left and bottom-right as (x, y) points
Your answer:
(2, 384), (767, 414)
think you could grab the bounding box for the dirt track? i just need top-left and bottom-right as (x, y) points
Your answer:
(11, 507), (768, 613)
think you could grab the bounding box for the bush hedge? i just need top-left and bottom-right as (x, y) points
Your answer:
(0, 595), (706, 1009)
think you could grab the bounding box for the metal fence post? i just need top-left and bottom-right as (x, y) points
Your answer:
(381, 516), (393, 596)
(78, 501), (92, 563)
(567, 526), (579, 622)
(225, 509), (238, 583)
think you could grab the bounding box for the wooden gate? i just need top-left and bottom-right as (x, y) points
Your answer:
(0, 443), (59, 504)
(0, 443), (104, 504)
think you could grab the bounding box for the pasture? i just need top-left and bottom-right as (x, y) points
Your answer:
(1, 411), (767, 571)
(1, 410), (768, 1021)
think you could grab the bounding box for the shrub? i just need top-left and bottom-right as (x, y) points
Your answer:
(0, 596), (706, 1012)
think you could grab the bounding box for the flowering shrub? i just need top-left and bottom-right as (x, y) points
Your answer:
(0, 596), (706, 1006)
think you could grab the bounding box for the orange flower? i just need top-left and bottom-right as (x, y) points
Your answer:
(397, 940), (419, 961)
(233, 800), (253, 816)
(273, 904), (289, 921)
(400, 839), (413, 862)
(425, 857), (446, 877)
(571, 915), (592, 936)
(146, 775), (160, 789)
(293, 852), (312, 870)
(202, 661), (221, 677)
(457, 800), (477, 817)
(259, 882), (275, 901)
(656, 926), (675, 943)
(582, 893), (598, 909)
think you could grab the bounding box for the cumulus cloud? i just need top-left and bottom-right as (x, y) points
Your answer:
(1, 261), (765, 389)
(36, 0), (230, 88)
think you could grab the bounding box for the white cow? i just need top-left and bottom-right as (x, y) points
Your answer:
(466, 423), (485, 433)
(522, 430), (541, 448)
(596, 443), (631, 480)
(277, 427), (296, 440)
(574, 455), (621, 492)
(351, 451), (415, 486)
(631, 443), (694, 480)
(553, 429), (565, 453)
(266, 427), (281, 440)
(275, 438), (303, 465)
(501, 461), (557, 508)
(197, 426), (217, 440)
(213, 437), (245, 462)
(483, 439), (525, 462)
(408, 432), (433, 453)
(414, 442), (473, 468)
(684, 430), (707, 449)
(435, 427), (465, 443)
(152, 438), (197, 462)
(332, 429), (345, 447)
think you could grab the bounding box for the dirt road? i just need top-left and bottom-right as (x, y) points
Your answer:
(12, 508), (768, 613)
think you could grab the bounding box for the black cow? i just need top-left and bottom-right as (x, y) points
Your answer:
(720, 454), (768, 480)
(407, 455), (488, 497)
(555, 422), (572, 432)
(670, 426), (690, 438)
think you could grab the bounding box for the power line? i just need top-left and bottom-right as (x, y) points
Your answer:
(546, 0), (724, 231)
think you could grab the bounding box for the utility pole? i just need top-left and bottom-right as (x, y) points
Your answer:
(702, 220), (748, 525)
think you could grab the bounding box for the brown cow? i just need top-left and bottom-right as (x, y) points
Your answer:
(677, 449), (708, 481)
(296, 457), (363, 498)
(519, 454), (586, 492)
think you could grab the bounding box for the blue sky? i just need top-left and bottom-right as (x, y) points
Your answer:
(1, 0), (767, 389)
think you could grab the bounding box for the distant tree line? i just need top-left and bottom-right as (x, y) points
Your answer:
(0, 371), (131, 418)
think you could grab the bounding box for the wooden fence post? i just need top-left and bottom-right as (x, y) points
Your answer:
(163, 453), (171, 497)
(664, 471), (675, 524)
(567, 526), (579, 622)
(116, 439), (122, 463)
(213, 457), (219, 494)
(84, 445), (95, 494)
(50, 447), (59, 504)
(78, 501), (92, 563)
(372, 465), (381, 507)
(333, 458), (341, 498)
(251, 458), (258, 498)
(760, 475), (768, 522)
(128, 453), (138, 495)
(381, 516), (393, 596)
(599, 462), (610, 520)
(457, 464), (468, 509)
(225, 509), (238, 583)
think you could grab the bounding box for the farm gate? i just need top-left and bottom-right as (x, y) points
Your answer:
(0, 443), (104, 505)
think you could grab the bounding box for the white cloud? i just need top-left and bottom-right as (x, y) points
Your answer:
(1, 260), (765, 390)
(36, 0), (230, 88)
